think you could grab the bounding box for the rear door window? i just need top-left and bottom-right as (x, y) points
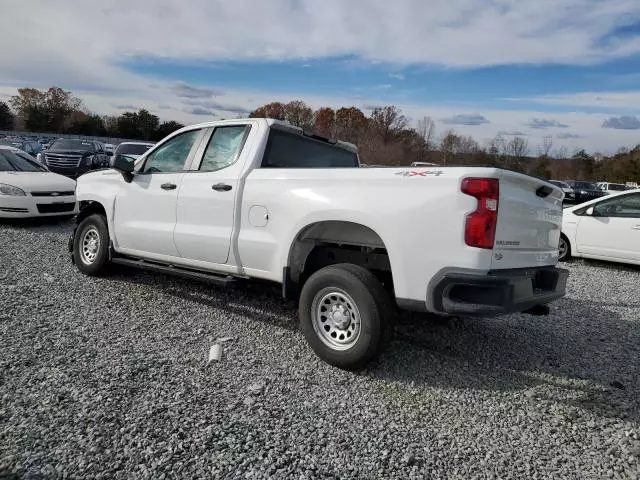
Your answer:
(261, 129), (358, 168)
(198, 126), (249, 172)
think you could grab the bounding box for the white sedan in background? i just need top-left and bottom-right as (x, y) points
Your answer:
(559, 189), (640, 265)
(0, 146), (78, 218)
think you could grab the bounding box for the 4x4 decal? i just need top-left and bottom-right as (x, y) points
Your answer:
(395, 170), (444, 177)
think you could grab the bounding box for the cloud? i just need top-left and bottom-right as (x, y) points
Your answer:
(389, 73), (405, 80)
(556, 132), (583, 139)
(111, 103), (138, 110)
(497, 130), (528, 136)
(525, 90), (640, 109)
(170, 82), (224, 99)
(157, 104), (172, 109)
(3, 0), (640, 78)
(441, 114), (490, 126)
(181, 99), (250, 114)
(525, 118), (569, 129)
(189, 107), (215, 116)
(602, 115), (640, 130)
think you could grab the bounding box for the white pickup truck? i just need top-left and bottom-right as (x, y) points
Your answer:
(70, 118), (568, 369)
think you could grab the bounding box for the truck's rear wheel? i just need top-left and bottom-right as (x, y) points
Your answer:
(558, 234), (571, 261)
(73, 214), (110, 276)
(299, 263), (394, 370)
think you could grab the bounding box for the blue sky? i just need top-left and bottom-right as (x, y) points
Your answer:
(1, 0), (640, 153)
(126, 56), (640, 113)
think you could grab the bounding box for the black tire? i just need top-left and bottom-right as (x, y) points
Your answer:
(73, 214), (110, 276)
(299, 263), (395, 370)
(558, 234), (571, 262)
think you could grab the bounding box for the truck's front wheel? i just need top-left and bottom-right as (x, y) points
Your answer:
(73, 214), (110, 276)
(299, 264), (394, 370)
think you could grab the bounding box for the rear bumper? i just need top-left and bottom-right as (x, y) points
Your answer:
(429, 266), (569, 316)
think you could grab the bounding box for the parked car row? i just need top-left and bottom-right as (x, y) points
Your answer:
(0, 133), (158, 179)
(549, 179), (637, 205)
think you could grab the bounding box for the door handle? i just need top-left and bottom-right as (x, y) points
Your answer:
(160, 183), (177, 191)
(212, 183), (232, 192)
(633, 225), (640, 230)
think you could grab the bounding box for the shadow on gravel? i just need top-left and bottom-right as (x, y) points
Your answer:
(109, 268), (299, 332)
(105, 267), (640, 422)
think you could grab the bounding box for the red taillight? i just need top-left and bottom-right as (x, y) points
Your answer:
(461, 177), (499, 249)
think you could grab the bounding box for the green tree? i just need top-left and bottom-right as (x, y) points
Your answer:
(0, 101), (15, 130)
(66, 113), (106, 136)
(9, 87), (83, 132)
(154, 121), (185, 140)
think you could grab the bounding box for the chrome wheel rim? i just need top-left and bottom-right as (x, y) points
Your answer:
(558, 238), (567, 260)
(312, 288), (361, 351)
(80, 227), (100, 265)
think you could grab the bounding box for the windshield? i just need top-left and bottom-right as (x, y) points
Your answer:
(115, 143), (153, 156)
(50, 139), (95, 152)
(0, 151), (48, 172)
(549, 181), (569, 188)
(571, 181), (597, 190)
(607, 183), (627, 191)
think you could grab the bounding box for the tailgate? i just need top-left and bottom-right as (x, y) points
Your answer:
(491, 171), (564, 270)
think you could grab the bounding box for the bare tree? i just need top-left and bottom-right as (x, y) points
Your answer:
(458, 135), (480, 155)
(440, 130), (460, 165)
(507, 136), (528, 169)
(369, 106), (408, 144)
(555, 145), (568, 160)
(537, 135), (553, 158)
(416, 116), (435, 150)
(413, 116), (435, 163)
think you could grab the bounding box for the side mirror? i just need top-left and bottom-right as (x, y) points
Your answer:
(111, 154), (134, 182)
(585, 206), (594, 216)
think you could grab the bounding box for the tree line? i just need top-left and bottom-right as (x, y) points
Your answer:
(1, 87), (185, 141)
(0, 87), (638, 183)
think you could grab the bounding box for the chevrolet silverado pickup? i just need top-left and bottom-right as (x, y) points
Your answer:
(69, 118), (568, 369)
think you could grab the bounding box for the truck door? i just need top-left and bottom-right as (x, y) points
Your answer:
(113, 128), (204, 258)
(174, 124), (252, 265)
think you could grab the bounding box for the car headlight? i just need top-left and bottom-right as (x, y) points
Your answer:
(0, 183), (26, 196)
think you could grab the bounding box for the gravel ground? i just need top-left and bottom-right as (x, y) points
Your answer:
(1, 218), (639, 479)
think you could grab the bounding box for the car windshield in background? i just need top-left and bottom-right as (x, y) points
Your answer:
(262, 129), (358, 168)
(550, 181), (569, 188)
(608, 184), (627, 191)
(116, 144), (153, 155)
(50, 139), (94, 151)
(572, 181), (597, 190)
(0, 151), (47, 172)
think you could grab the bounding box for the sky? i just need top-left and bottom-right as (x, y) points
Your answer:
(1, 0), (640, 154)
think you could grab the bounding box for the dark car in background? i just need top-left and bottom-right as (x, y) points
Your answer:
(43, 139), (112, 178)
(0, 139), (43, 158)
(564, 180), (606, 204)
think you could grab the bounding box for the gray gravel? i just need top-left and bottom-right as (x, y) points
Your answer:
(1, 218), (639, 479)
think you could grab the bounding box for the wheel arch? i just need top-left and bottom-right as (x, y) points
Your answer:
(284, 220), (395, 299)
(76, 200), (108, 224)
